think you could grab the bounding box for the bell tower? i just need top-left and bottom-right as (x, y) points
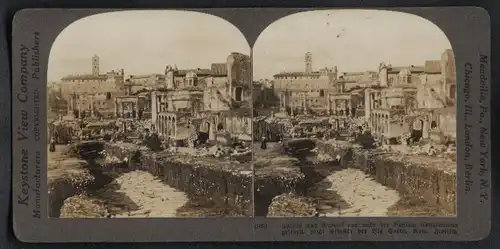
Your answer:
(92, 55), (100, 76)
(305, 52), (312, 73)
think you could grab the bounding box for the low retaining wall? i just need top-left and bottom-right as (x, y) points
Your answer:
(253, 139), (319, 216)
(103, 143), (253, 216)
(48, 167), (95, 217)
(254, 170), (306, 216)
(317, 140), (457, 214)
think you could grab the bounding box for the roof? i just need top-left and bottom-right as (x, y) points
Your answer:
(387, 66), (425, 74)
(388, 84), (418, 90)
(129, 74), (164, 79)
(174, 68), (212, 76)
(273, 71), (322, 77)
(424, 60), (442, 74)
(61, 74), (109, 81)
(342, 72), (364, 76)
(349, 88), (366, 94)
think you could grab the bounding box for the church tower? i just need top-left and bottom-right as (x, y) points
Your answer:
(305, 52), (313, 73)
(92, 55), (100, 76)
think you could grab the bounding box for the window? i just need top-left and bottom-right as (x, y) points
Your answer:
(235, 87), (242, 101)
(106, 92), (111, 100)
(319, 90), (325, 97)
(449, 85), (456, 99)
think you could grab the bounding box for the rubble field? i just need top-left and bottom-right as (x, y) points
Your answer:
(48, 145), (95, 217)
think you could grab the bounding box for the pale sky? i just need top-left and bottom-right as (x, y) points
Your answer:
(253, 9), (453, 80)
(48, 10), (250, 81)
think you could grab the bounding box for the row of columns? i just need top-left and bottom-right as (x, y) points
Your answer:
(370, 112), (390, 135)
(115, 101), (139, 118)
(280, 92), (356, 117)
(327, 99), (352, 116)
(156, 115), (176, 138)
(67, 95), (95, 118)
(369, 92), (381, 109)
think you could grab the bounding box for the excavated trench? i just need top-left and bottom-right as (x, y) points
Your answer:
(256, 138), (456, 217)
(49, 141), (253, 218)
(263, 139), (353, 217)
(48, 141), (135, 218)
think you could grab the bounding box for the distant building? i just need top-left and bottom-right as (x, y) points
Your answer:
(151, 52), (252, 143)
(366, 49), (457, 143)
(57, 54), (126, 118)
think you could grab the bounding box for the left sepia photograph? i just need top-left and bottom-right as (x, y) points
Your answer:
(47, 10), (253, 218)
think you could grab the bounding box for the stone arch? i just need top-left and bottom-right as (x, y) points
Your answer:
(235, 87), (243, 101)
(217, 122), (224, 131)
(319, 89), (325, 97)
(431, 120), (437, 129)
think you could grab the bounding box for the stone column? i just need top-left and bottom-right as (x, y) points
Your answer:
(77, 98), (82, 119)
(66, 98), (71, 115)
(162, 117), (166, 135)
(89, 95), (94, 117)
(364, 90), (371, 122)
(135, 100), (140, 119)
(280, 93), (285, 112)
(159, 116), (162, 135)
(209, 121), (215, 140)
(302, 93), (307, 114)
(327, 97), (331, 115)
(386, 115), (391, 135)
(115, 100), (119, 118)
(370, 114), (374, 131)
(422, 120), (429, 139)
(166, 118), (170, 137)
(347, 99), (352, 117)
(332, 99), (336, 115)
(172, 118), (177, 139)
(383, 115), (388, 134)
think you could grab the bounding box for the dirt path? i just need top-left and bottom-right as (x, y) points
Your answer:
(108, 171), (188, 217)
(322, 168), (400, 217)
(61, 171), (188, 218)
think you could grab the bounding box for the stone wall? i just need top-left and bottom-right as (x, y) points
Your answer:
(317, 141), (456, 214)
(48, 174), (94, 217)
(254, 170), (306, 216)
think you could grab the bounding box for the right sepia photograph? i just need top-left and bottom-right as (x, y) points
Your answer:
(252, 9), (457, 217)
